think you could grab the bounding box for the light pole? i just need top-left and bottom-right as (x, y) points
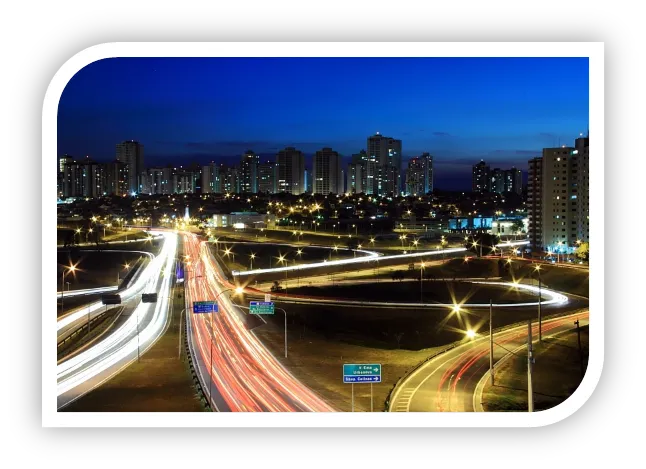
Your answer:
(527, 320), (534, 412)
(275, 306), (289, 358)
(535, 265), (542, 342)
(60, 264), (76, 314)
(178, 308), (186, 359)
(420, 262), (425, 303)
(249, 253), (255, 271)
(489, 300), (494, 385)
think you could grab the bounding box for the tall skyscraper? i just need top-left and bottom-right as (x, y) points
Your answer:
(312, 147), (343, 195)
(59, 154), (74, 174)
(528, 134), (590, 252)
(367, 132), (402, 195)
(147, 167), (172, 195)
(420, 152), (434, 194)
(201, 162), (220, 194)
(350, 150), (373, 194)
(472, 160), (491, 193)
(406, 157), (424, 196)
(258, 161), (278, 194)
(116, 140), (144, 194)
(491, 168), (505, 193)
(239, 150), (259, 193)
(527, 157), (543, 250)
(277, 147), (305, 194)
(574, 136), (590, 243)
(491, 167), (523, 195)
(347, 163), (363, 194)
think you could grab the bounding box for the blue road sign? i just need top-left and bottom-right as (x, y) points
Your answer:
(249, 301), (275, 315)
(343, 364), (381, 383)
(193, 301), (218, 314)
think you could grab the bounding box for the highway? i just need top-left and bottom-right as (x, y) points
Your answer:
(182, 232), (335, 412)
(56, 250), (155, 342)
(56, 231), (178, 410)
(232, 240), (530, 278)
(56, 285), (118, 298)
(243, 279), (569, 309)
(388, 310), (589, 412)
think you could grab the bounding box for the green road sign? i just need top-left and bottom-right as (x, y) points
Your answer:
(249, 301), (274, 315)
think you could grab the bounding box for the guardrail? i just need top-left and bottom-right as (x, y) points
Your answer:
(56, 306), (117, 350)
(383, 306), (590, 411)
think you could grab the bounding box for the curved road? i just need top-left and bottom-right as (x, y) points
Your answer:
(388, 309), (589, 412)
(57, 250), (155, 342)
(57, 231), (178, 410)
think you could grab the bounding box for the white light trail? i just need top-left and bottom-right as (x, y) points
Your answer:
(232, 241), (529, 277)
(57, 232), (177, 400)
(57, 246), (161, 332)
(56, 286), (118, 298)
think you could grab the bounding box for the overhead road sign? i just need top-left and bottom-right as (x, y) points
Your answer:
(193, 301), (218, 314)
(249, 301), (275, 315)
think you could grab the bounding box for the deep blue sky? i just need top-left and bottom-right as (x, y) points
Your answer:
(58, 57), (589, 190)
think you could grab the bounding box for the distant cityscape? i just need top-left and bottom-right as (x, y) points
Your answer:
(57, 131), (589, 253)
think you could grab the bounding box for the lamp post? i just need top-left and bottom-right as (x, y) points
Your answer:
(535, 265), (542, 342)
(420, 262), (425, 303)
(249, 253), (255, 271)
(60, 264), (76, 314)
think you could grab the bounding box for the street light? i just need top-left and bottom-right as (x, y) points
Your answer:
(420, 262), (426, 303)
(249, 253), (256, 270)
(60, 264), (76, 314)
(534, 264), (542, 341)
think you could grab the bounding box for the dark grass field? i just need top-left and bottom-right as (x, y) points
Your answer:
(482, 325), (589, 412)
(243, 297), (576, 352)
(56, 250), (145, 291)
(254, 324), (444, 412)
(282, 281), (537, 304)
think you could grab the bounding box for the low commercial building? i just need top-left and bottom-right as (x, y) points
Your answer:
(210, 212), (276, 230)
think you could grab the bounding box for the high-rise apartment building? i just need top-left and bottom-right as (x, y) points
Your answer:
(527, 157), (543, 250)
(472, 160), (491, 193)
(222, 166), (240, 194)
(116, 140), (144, 194)
(367, 133), (402, 195)
(349, 150), (373, 194)
(528, 134), (590, 252)
(405, 153), (434, 195)
(574, 136), (590, 243)
(145, 167), (172, 195)
(258, 161), (278, 194)
(347, 163), (363, 194)
(491, 167), (523, 195)
(173, 171), (198, 194)
(406, 157), (424, 196)
(239, 150), (259, 193)
(59, 154), (74, 174)
(491, 168), (504, 193)
(312, 147), (343, 195)
(201, 162), (220, 194)
(277, 147), (305, 194)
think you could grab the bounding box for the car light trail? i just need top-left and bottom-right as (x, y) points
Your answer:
(233, 248), (465, 277)
(56, 286), (118, 298)
(57, 248), (159, 334)
(183, 232), (335, 412)
(233, 241), (529, 277)
(57, 232), (177, 404)
(250, 279), (567, 309)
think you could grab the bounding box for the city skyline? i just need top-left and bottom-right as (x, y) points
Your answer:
(58, 57), (589, 190)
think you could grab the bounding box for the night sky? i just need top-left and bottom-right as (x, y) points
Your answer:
(58, 57), (589, 190)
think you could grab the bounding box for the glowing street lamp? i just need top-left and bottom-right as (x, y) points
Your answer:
(60, 264), (76, 315)
(249, 253), (256, 271)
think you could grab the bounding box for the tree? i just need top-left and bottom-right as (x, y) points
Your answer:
(511, 219), (525, 238)
(575, 242), (589, 262)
